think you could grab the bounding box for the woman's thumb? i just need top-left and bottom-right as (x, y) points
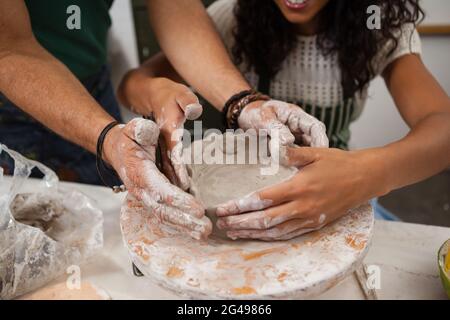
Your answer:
(281, 146), (320, 167)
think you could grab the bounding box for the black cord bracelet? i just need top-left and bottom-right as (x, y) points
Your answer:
(222, 89), (255, 127)
(96, 121), (126, 193)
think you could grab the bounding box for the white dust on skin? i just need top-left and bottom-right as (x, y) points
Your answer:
(119, 133), (374, 299)
(215, 193), (273, 218)
(239, 100), (329, 148)
(156, 102), (195, 191)
(184, 103), (203, 120)
(319, 213), (326, 225)
(168, 140), (190, 191)
(238, 101), (295, 146)
(138, 161), (211, 239)
(118, 118), (212, 240)
(226, 220), (318, 241)
(267, 100), (329, 148)
(133, 118), (159, 146)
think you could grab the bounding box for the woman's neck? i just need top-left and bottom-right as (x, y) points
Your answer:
(295, 13), (322, 36)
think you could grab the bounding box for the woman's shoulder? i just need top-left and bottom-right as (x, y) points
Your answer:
(207, 0), (236, 19)
(207, 0), (237, 49)
(374, 23), (422, 76)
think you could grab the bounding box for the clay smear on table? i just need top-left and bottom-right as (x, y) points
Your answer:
(120, 133), (374, 299)
(18, 281), (110, 300)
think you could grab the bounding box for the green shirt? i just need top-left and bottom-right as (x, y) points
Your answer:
(25, 0), (114, 80)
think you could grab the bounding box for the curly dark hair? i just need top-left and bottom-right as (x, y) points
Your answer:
(232, 0), (424, 98)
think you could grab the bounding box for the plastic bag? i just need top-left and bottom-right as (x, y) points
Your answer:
(0, 144), (103, 299)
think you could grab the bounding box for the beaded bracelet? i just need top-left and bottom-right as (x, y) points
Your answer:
(223, 91), (270, 129)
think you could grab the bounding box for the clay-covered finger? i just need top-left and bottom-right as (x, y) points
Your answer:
(215, 192), (273, 217)
(159, 123), (190, 191)
(215, 178), (296, 217)
(288, 110), (328, 148)
(169, 142), (190, 191)
(227, 218), (318, 241)
(144, 194), (212, 236)
(159, 135), (190, 190)
(161, 211), (212, 240)
(175, 90), (203, 120)
(159, 136), (179, 185)
(310, 122), (329, 148)
(161, 207), (212, 236)
(265, 120), (295, 146)
(261, 100), (296, 146)
(217, 202), (301, 230)
(270, 225), (323, 241)
(158, 210), (211, 240)
(141, 161), (204, 218)
(123, 118), (160, 148)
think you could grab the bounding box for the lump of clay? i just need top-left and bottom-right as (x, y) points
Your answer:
(11, 193), (65, 234)
(186, 132), (297, 238)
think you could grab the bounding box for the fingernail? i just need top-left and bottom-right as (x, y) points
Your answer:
(216, 207), (227, 217)
(216, 219), (225, 229)
(185, 103), (203, 120)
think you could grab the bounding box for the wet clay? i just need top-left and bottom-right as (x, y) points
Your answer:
(11, 193), (65, 237)
(186, 133), (297, 238)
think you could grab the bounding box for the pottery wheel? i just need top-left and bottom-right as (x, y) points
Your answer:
(120, 133), (374, 299)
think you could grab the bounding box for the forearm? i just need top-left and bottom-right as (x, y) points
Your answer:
(117, 52), (184, 114)
(136, 52), (184, 83)
(146, 0), (250, 110)
(0, 40), (115, 154)
(376, 111), (450, 192)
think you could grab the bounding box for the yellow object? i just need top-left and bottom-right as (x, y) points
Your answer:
(438, 240), (450, 299)
(445, 246), (450, 274)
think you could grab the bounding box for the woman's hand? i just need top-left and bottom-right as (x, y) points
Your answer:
(104, 118), (212, 240)
(238, 100), (329, 148)
(118, 71), (202, 190)
(215, 146), (390, 240)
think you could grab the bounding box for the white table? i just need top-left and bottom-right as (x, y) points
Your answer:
(15, 180), (450, 300)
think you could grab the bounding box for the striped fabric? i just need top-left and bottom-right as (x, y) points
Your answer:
(300, 99), (355, 149)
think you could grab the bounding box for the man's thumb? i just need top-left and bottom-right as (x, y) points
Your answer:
(124, 118), (160, 148)
(175, 91), (203, 120)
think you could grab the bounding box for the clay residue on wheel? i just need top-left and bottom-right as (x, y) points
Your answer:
(345, 233), (367, 251)
(232, 286), (257, 295)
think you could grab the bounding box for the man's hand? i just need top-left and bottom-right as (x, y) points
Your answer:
(215, 146), (389, 240)
(104, 118), (212, 240)
(118, 73), (202, 190)
(238, 100), (329, 148)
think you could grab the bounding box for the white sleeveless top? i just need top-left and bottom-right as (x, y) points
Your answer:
(207, 0), (421, 148)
